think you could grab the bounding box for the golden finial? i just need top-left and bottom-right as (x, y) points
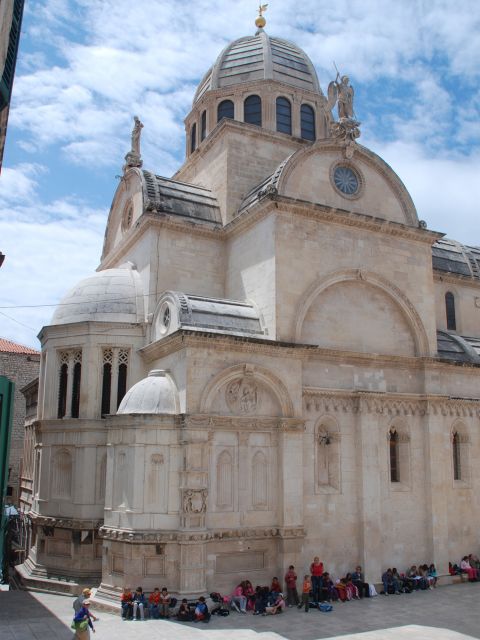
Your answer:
(255, 3), (268, 29)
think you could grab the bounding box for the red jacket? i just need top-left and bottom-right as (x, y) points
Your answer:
(310, 561), (324, 577)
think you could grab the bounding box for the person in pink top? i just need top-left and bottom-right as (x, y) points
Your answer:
(231, 584), (247, 613)
(460, 556), (478, 581)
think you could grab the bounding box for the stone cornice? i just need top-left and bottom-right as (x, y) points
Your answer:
(30, 512), (103, 530)
(433, 270), (480, 288)
(37, 418), (107, 433)
(231, 193), (442, 245)
(40, 320), (145, 343)
(139, 329), (480, 373)
(185, 414), (304, 432)
(99, 525), (305, 544)
(303, 388), (480, 417)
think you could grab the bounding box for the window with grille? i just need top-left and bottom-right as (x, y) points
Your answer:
(101, 348), (129, 415)
(190, 123), (197, 153)
(389, 430), (399, 482)
(57, 350), (82, 419)
(445, 292), (456, 331)
(244, 95), (262, 127)
(301, 104), (315, 141)
(217, 99), (234, 123)
(453, 432), (461, 480)
(276, 97), (292, 135)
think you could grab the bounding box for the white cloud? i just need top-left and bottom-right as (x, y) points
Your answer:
(3, 0), (480, 347)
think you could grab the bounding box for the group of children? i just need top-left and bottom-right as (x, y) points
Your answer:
(101, 553), (479, 627)
(120, 586), (211, 622)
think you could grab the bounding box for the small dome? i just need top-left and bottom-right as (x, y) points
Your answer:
(194, 30), (321, 103)
(51, 266), (144, 325)
(117, 370), (179, 415)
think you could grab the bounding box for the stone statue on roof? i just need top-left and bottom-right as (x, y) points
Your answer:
(327, 72), (355, 120)
(131, 116), (143, 156)
(327, 69), (361, 150)
(123, 115), (144, 171)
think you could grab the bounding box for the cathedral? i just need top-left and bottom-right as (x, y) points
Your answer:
(18, 11), (480, 601)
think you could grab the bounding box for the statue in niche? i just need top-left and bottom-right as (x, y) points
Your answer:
(226, 377), (259, 414)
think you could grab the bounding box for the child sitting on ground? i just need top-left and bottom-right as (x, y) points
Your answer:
(194, 596), (210, 622)
(264, 592), (285, 615)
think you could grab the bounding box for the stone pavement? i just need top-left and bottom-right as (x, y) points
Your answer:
(0, 582), (478, 640)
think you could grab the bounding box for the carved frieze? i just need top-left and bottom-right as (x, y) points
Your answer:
(304, 389), (480, 418)
(30, 513), (102, 530)
(98, 526), (304, 544)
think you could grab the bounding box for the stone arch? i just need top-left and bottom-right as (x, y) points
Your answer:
(276, 140), (418, 226)
(314, 415), (341, 493)
(294, 268), (430, 356)
(51, 448), (73, 500)
(200, 363), (294, 417)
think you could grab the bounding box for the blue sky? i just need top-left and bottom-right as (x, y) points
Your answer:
(1, 0), (479, 348)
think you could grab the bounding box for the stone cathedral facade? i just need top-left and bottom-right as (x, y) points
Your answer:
(18, 18), (480, 600)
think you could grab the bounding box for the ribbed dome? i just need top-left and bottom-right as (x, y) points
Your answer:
(51, 266), (144, 325)
(117, 370), (179, 415)
(194, 30), (321, 103)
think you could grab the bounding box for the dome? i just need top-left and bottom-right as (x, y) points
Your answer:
(117, 370), (179, 414)
(51, 265), (144, 325)
(194, 30), (321, 103)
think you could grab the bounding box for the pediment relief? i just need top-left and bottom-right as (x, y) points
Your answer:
(200, 363), (293, 418)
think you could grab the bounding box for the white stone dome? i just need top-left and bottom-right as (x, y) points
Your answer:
(51, 266), (144, 325)
(117, 370), (179, 414)
(194, 30), (321, 103)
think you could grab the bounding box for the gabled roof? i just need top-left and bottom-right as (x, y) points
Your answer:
(0, 338), (39, 355)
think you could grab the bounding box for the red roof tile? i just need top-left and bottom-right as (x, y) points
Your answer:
(0, 338), (40, 355)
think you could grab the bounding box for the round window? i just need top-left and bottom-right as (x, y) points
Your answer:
(163, 306), (170, 329)
(333, 165), (359, 196)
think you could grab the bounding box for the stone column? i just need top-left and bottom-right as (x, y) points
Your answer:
(356, 400), (383, 584)
(423, 405), (449, 573)
(277, 420), (305, 569)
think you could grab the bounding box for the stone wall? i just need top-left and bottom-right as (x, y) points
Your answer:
(0, 348), (40, 505)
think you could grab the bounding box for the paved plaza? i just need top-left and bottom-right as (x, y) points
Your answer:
(0, 582), (479, 640)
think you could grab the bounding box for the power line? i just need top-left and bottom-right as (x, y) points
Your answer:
(0, 292), (159, 310)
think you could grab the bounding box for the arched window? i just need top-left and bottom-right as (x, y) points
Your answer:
(217, 99), (234, 123)
(276, 96), (292, 134)
(216, 450), (233, 510)
(300, 104), (315, 141)
(71, 361), (81, 418)
(445, 291), (456, 331)
(190, 122), (197, 153)
(51, 450), (73, 499)
(200, 110), (207, 141)
(57, 362), (68, 419)
(101, 348), (129, 415)
(244, 94), (262, 126)
(389, 429), (399, 482)
(452, 432), (461, 480)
